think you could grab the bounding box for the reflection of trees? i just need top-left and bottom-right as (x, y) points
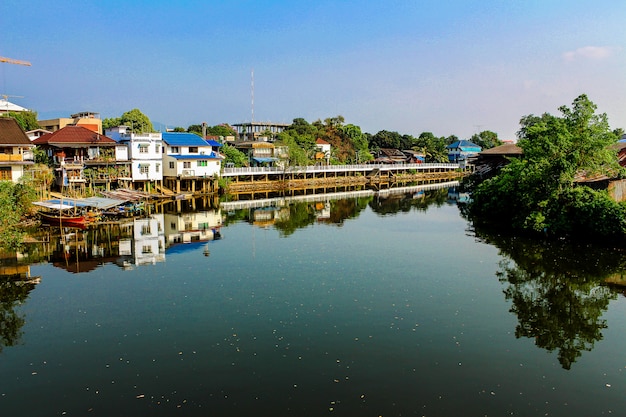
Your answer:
(0, 277), (38, 353)
(325, 197), (371, 225)
(478, 229), (623, 369)
(369, 188), (448, 215)
(274, 197), (372, 236)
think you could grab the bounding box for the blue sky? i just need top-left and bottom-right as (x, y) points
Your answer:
(2, 0), (625, 140)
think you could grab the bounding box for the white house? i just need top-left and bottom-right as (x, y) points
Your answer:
(118, 214), (166, 266)
(162, 132), (222, 178)
(315, 138), (331, 164)
(105, 126), (163, 185)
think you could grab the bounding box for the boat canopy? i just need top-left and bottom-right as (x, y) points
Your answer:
(34, 197), (128, 210)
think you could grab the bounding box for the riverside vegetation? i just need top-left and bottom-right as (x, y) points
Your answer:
(464, 94), (626, 241)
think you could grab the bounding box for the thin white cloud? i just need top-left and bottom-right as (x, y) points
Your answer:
(562, 46), (617, 61)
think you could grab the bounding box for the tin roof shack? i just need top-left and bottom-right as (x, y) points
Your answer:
(575, 141), (626, 203)
(472, 143), (523, 179)
(374, 148), (410, 164)
(0, 117), (35, 182)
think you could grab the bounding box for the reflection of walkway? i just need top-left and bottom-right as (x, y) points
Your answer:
(221, 180), (460, 210)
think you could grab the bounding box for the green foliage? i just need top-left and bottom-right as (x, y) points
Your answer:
(220, 144), (248, 167)
(33, 147), (50, 165)
(470, 130), (501, 149)
(103, 108), (154, 132)
(187, 124), (235, 138)
(275, 134), (308, 167)
(468, 94), (625, 240)
(6, 111), (39, 131)
(413, 132), (448, 162)
(0, 180), (37, 250)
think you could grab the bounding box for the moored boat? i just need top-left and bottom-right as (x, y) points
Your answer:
(39, 211), (88, 228)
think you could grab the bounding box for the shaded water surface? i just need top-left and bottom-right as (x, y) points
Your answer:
(1, 188), (625, 416)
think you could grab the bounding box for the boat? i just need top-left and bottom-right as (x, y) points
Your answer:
(39, 211), (88, 228)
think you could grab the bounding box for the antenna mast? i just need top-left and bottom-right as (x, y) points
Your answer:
(251, 68), (254, 123)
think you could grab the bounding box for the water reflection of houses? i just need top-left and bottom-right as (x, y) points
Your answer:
(117, 215), (165, 268)
(250, 206), (290, 227)
(164, 210), (222, 248)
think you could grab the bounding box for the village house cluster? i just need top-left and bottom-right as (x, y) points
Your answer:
(0, 106), (339, 192)
(0, 100), (491, 195)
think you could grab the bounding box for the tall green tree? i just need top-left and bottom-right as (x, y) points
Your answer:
(6, 111), (39, 131)
(470, 130), (501, 149)
(220, 144), (248, 167)
(467, 94), (626, 238)
(103, 109), (153, 132)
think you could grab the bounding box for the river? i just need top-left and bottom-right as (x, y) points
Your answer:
(0, 184), (625, 416)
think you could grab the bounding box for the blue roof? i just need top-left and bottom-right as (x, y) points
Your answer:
(162, 132), (211, 147)
(172, 154), (220, 160)
(446, 140), (481, 150)
(206, 139), (223, 147)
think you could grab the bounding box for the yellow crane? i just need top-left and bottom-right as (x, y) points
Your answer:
(0, 56), (31, 66)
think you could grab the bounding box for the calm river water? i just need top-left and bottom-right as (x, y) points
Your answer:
(1, 185), (625, 416)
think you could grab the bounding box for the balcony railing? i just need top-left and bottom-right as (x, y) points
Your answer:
(0, 154), (24, 162)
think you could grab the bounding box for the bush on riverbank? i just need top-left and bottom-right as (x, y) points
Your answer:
(466, 94), (626, 240)
(0, 179), (38, 250)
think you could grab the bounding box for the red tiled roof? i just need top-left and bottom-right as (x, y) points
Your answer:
(316, 138), (330, 145)
(0, 117), (32, 145)
(33, 126), (116, 146)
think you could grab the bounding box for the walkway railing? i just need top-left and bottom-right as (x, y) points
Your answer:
(221, 163), (460, 177)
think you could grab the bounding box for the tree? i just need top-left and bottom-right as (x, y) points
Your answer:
(370, 130), (402, 149)
(414, 132), (448, 162)
(470, 130), (501, 149)
(6, 111), (39, 131)
(103, 109), (153, 132)
(275, 132), (309, 166)
(220, 144), (248, 167)
(342, 124), (372, 163)
(467, 94), (626, 239)
(0, 179), (38, 250)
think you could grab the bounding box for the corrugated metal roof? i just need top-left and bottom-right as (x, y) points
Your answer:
(37, 197), (127, 210)
(172, 154), (220, 160)
(162, 132), (211, 147)
(446, 140), (481, 150)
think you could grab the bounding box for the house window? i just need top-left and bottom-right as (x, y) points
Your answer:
(140, 165), (149, 174)
(169, 161), (174, 169)
(197, 160), (207, 167)
(156, 163), (160, 173)
(183, 161), (191, 168)
(154, 144), (160, 153)
(139, 144), (149, 153)
(0, 167), (11, 180)
(171, 146), (179, 153)
(142, 245), (152, 254)
(141, 224), (151, 235)
(189, 147), (198, 153)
